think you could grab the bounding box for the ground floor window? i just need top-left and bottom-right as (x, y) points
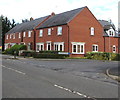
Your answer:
(112, 45), (116, 53)
(54, 42), (64, 51)
(92, 44), (98, 52)
(36, 43), (44, 52)
(71, 42), (85, 54)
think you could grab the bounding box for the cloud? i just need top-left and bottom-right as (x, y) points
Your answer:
(0, 0), (119, 29)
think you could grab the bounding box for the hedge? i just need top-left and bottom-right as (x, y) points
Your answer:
(3, 44), (27, 55)
(33, 52), (69, 59)
(85, 52), (120, 61)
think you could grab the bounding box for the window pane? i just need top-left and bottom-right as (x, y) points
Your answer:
(96, 46), (98, 51)
(60, 45), (63, 51)
(77, 45), (80, 53)
(37, 45), (39, 51)
(41, 45), (43, 51)
(81, 45), (83, 53)
(93, 46), (95, 51)
(58, 27), (62, 35)
(73, 45), (76, 52)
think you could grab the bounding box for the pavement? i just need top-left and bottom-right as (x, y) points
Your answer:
(106, 67), (120, 82)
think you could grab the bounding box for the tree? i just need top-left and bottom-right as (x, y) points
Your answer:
(0, 15), (16, 51)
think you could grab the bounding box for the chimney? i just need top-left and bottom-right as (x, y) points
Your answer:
(30, 17), (34, 21)
(51, 12), (55, 16)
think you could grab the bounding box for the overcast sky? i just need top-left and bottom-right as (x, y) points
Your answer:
(0, 0), (119, 29)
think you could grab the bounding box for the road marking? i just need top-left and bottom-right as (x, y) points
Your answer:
(54, 84), (96, 100)
(2, 65), (26, 75)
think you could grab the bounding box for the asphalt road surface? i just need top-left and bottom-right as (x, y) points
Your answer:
(2, 55), (119, 98)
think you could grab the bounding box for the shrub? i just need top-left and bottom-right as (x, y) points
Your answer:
(85, 52), (120, 61)
(33, 53), (69, 59)
(4, 44), (27, 55)
(39, 50), (59, 54)
(22, 50), (35, 57)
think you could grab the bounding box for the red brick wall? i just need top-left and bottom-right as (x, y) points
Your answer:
(5, 33), (21, 44)
(68, 7), (104, 57)
(104, 37), (119, 53)
(36, 25), (69, 51)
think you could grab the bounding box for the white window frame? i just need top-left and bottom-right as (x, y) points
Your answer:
(54, 42), (64, 51)
(6, 35), (8, 39)
(46, 41), (51, 51)
(28, 31), (32, 37)
(36, 43), (44, 52)
(13, 33), (15, 39)
(90, 27), (95, 36)
(10, 34), (12, 39)
(112, 45), (116, 53)
(48, 28), (51, 35)
(92, 44), (98, 52)
(23, 32), (26, 37)
(71, 42), (85, 54)
(39, 30), (43, 37)
(57, 26), (62, 35)
(19, 33), (21, 38)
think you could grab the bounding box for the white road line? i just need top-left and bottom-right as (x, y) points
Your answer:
(2, 65), (26, 75)
(54, 84), (96, 100)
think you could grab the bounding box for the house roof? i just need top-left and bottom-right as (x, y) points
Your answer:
(6, 16), (49, 34)
(98, 20), (116, 30)
(37, 6), (86, 29)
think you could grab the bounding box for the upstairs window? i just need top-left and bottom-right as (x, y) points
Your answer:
(23, 32), (26, 37)
(90, 27), (95, 36)
(48, 28), (51, 35)
(10, 34), (12, 39)
(57, 27), (62, 35)
(39, 30), (43, 37)
(19, 33), (21, 38)
(92, 44), (98, 52)
(6, 35), (8, 39)
(13, 34), (15, 39)
(28, 31), (32, 37)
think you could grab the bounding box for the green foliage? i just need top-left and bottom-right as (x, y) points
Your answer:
(22, 50), (35, 57)
(1, 15), (16, 51)
(39, 50), (59, 54)
(85, 52), (120, 61)
(4, 44), (27, 55)
(33, 52), (69, 59)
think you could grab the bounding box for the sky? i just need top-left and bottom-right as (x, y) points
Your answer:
(0, 0), (119, 30)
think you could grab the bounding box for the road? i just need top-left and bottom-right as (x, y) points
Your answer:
(2, 55), (119, 98)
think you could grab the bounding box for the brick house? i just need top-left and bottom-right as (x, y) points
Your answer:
(5, 6), (119, 57)
(5, 15), (52, 50)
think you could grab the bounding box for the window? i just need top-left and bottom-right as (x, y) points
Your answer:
(6, 35), (8, 39)
(72, 42), (85, 54)
(10, 34), (12, 39)
(54, 42), (64, 51)
(92, 44), (98, 52)
(90, 27), (95, 35)
(46, 42), (51, 50)
(28, 31), (32, 37)
(23, 32), (26, 37)
(39, 30), (43, 37)
(19, 33), (21, 38)
(57, 27), (62, 35)
(36, 43), (44, 52)
(13, 34), (15, 39)
(48, 28), (51, 35)
(112, 45), (116, 53)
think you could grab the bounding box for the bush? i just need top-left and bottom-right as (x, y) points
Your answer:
(85, 52), (120, 61)
(39, 50), (59, 54)
(4, 44), (27, 55)
(22, 50), (35, 57)
(33, 52), (69, 59)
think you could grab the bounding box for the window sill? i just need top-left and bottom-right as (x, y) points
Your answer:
(72, 53), (85, 54)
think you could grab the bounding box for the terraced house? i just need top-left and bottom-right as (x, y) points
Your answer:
(5, 6), (119, 57)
